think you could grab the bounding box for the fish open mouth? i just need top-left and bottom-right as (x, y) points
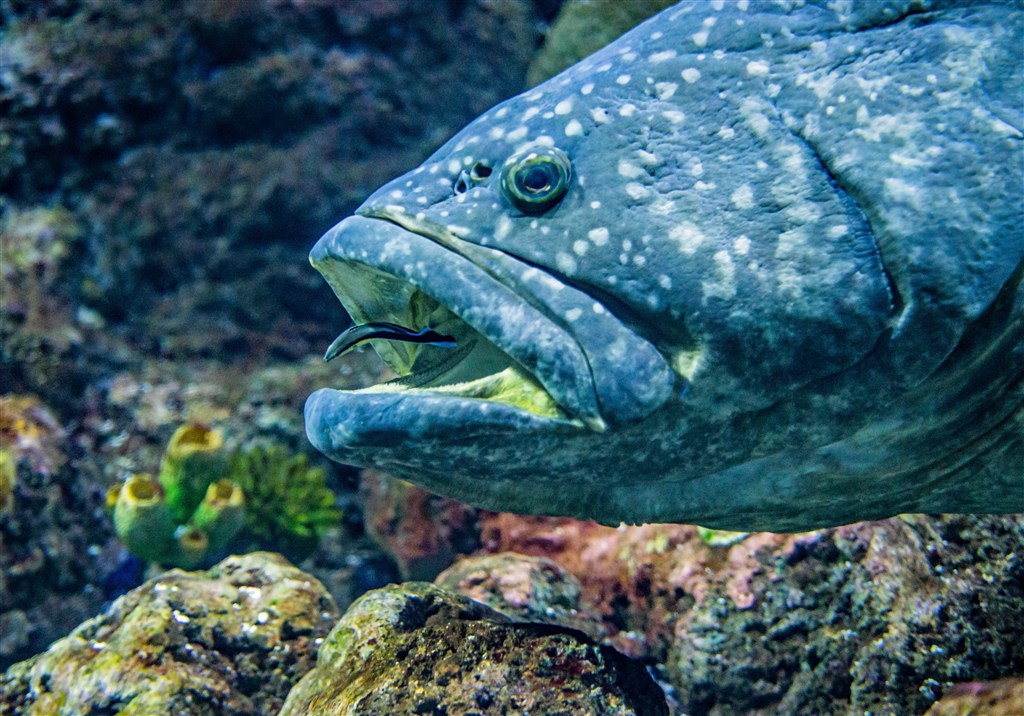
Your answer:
(318, 260), (571, 422)
(309, 214), (602, 428)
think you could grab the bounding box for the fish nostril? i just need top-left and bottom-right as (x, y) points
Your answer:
(454, 177), (469, 194)
(470, 162), (493, 181)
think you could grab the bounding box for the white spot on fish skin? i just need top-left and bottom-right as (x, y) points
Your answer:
(711, 0), (725, 10)
(590, 200), (601, 209)
(734, 235), (751, 255)
(449, 225), (471, 236)
(625, 183), (650, 200)
(581, 82), (595, 95)
(596, 62), (613, 72)
(662, 110), (686, 123)
(692, 30), (709, 48)
(622, 51), (638, 62)
(542, 111), (555, 119)
(652, 197), (676, 215)
(632, 254), (647, 267)
(556, 252), (577, 274)
(565, 119), (583, 137)
(390, 189), (404, 199)
(669, 221), (706, 255)
(690, 160), (704, 177)
(489, 127), (505, 140)
(650, 50), (677, 63)
(507, 126), (528, 142)
(495, 107), (508, 118)
(555, 98), (574, 115)
(588, 227), (609, 246)
(658, 275), (672, 289)
(635, 150), (659, 167)
(655, 82), (678, 99)
(622, 239), (632, 251)
(747, 60), (770, 77)
(416, 196), (428, 205)
(592, 302), (605, 315)
(573, 239), (589, 256)
(447, 160), (460, 174)
(463, 156), (474, 166)
(522, 107), (541, 122)
(717, 126), (736, 140)
(737, 0), (749, 9)
(566, 308), (582, 321)
(731, 183), (754, 209)
(534, 135), (555, 147)
(703, 250), (737, 301)
(681, 68), (701, 83)
(385, 204), (406, 214)
(828, 224), (849, 238)
(694, 180), (715, 191)
(619, 103), (637, 117)
(415, 212), (426, 221)
(617, 160), (644, 179)
(495, 215), (512, 241)
(591, 108), (612, 124)
(616, 74), (632, 85)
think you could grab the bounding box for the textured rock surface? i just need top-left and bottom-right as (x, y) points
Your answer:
(0, 394), (112, 670)
(436, 551), (605, 640)
(527, 0), (677, 85)
(359, 470), (480, 581)
(1, 552), (338, 715)
(2, 0), (561, 361)
(480, 513), (1024, 715)
(924, 678), (1024, 716)
(281, 581), (667, 716)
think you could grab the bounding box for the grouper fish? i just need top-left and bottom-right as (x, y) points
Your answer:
(305, 0), (1024, 531)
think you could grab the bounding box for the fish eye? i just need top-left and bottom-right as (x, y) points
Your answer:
(500, 147), (572, 215)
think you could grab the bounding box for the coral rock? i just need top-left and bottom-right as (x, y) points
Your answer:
(436, 552), (605, 640)
(280, 581), (667, 716)
(1, 552), (339, 715)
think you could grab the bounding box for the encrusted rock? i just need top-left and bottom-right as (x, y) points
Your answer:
(479, 513), (1024, 714)
(360, 470), (479, 581)
(1, 552), (338, 715)
(436, 552), (605, 640)
(280, 581), (667, 715)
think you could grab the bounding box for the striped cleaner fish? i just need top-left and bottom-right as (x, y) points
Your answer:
(305, 0), (1023, 531)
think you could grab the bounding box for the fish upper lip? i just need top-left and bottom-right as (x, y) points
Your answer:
(309, 212), (604, 428)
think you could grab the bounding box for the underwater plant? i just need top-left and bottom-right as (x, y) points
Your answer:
(108, 423), (339, 567)
(227, 444), (341, 562)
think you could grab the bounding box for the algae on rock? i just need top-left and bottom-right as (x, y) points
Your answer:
(281, 581), (668, 716)
(0, 552), (339, 715)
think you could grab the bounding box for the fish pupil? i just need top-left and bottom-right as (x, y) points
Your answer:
(522, 165), (552, 192)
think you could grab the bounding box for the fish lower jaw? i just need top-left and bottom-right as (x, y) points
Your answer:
(359, 363), (568, 421)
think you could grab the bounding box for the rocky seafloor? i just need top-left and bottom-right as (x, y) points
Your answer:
(2, 1), (1023, 714)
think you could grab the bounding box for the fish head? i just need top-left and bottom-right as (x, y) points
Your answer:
(306, 4), (897, 511)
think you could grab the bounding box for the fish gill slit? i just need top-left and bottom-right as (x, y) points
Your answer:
(776, 110), (906, 323)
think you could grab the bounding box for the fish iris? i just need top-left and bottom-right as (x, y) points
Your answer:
(501, 147), (572, 215)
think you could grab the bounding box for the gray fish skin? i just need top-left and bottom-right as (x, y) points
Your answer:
(305, 0), (1024, 531)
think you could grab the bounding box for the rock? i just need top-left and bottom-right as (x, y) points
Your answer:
(478, 513), (1024, 714)
(0, 394), (113, 670)
(436, 552), (605, 640)
(280, 581), (667, 715)
(2, 0), (562, 361)
(1, 552), (338, 715)
(359, 470), (480, 581)
(527, 0), (677, 86)
(925, 678), (1024, 716)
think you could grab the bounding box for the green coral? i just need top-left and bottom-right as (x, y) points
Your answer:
(227, 445), (341, 561)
